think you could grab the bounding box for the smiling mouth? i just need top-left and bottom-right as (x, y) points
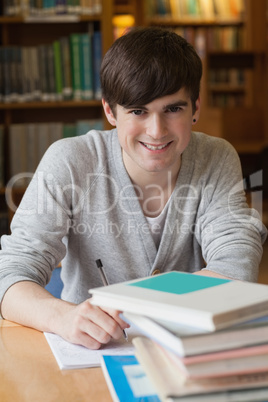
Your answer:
(140, 142), (172, 151)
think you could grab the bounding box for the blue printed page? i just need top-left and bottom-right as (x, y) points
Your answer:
(101, 355), (160, 402)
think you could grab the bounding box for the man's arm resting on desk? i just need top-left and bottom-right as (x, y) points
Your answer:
(193, 269), (233, 280)
(1, 281), (129, 349)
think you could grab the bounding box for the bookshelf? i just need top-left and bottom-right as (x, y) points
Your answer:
(0, 0), (114, 233)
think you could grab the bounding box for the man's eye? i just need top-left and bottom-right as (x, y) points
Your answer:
(131, 110), (144, 116)
(168, 106), (181, 113)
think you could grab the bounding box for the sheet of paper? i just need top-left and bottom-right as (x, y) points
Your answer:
(44, 326), (142, 370)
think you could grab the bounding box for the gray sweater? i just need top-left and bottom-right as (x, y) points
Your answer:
(0, 130), (266, 309)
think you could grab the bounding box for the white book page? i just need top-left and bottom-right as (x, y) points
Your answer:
(44, 326), (141, 370)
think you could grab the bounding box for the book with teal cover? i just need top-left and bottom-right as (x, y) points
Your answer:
(129, 271), (230, 294)
(90, 271), (268, 331)
(100, 355), (160, 402)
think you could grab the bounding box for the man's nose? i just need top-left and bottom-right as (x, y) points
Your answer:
(146, 114), (167, 139)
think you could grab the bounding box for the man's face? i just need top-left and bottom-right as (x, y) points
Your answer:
(103, 88), (200, 181)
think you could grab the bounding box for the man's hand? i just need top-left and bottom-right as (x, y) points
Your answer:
(1, 281), (129, 350)
(56, 300), (129, 349)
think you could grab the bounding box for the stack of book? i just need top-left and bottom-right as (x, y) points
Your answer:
(89, 271), (268, 401)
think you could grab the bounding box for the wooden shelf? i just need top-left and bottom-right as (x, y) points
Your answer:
(0, 100), (102, 110)
(145, 17), (245, 27)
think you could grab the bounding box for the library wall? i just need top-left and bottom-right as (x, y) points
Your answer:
(0, 0), (113, 233)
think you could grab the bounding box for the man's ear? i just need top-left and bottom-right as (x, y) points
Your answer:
(102, 99), (117, 126)
(192, 96), (201, 125)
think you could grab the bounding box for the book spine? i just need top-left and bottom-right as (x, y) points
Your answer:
(53, 40), (63, 101)
(93, 0), (101, 14)
(31, 46), (42, 101)
(46, 44), (57, 101)
(70, 33), (83, 101)
(37, 45), (50, 101)
(55, 0), (67, 14)
(92, 31), (102, 100)
(59, 36), (73, 100)
(36, 123), (51, 162)
(49, 122), (63, 143)
(9, 124), (28, 187)
(9, 46), (19, 102)
(15, 47), (24, 102)
(80, 33), (94, 100)
(21, 47), (29, 101)
(2, 47), (12, 103)
(63, 123), (76, 138)
(25, 123), (38, 176)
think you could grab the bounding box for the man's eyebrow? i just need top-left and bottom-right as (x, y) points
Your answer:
(122, 99), (189, 110)
(163, 100), (189, 109)
(123, 105), (148, 110)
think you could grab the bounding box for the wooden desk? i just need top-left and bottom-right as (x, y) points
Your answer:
(0, 320), (112, 402)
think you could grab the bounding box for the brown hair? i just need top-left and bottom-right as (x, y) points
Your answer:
(101, 26), (202, 114)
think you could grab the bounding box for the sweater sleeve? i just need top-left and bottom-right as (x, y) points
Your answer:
(195, 139), (267, 281)
(0, 139), (79, 311)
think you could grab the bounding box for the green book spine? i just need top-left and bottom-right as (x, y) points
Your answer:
(53, 40), (63, 100)
(80, 33), (94, 100)
(59, 36), (72, 100)
(63, 123), (76, 138)
(70, 33), (82, 101)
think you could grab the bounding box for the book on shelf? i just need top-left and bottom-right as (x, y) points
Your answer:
(146, 0), (245, 20)
(7, 119), (104, 185)
(63, 123), (76, 138)
(62, 119), (103, 138)
(22, 46), (31, 100)
(90, 271), (268, 332)
(92, 30), (102, 100)
(46, 43), (57, 101)
(70, 33), (83, 101)
(100, 354), (160, 402)
(53, 40), (64, 101)
(9, 124), (28, 187)
(25, 123), (39, 176)
(75, 119), (104, 135)
(0, 30), (102, 103)
(2, 47), (12, 103)
(38, 45), (50, 101)
(133, 336), (268, 402)
(59, 36), (73, 100)
(123, 311), (268, 357)
(1, 0), (102, 16)
(30, 46), (42, 101)
(80, 32), (94, 100)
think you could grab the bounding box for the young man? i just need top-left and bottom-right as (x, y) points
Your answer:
(0, 27), (266, 349)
